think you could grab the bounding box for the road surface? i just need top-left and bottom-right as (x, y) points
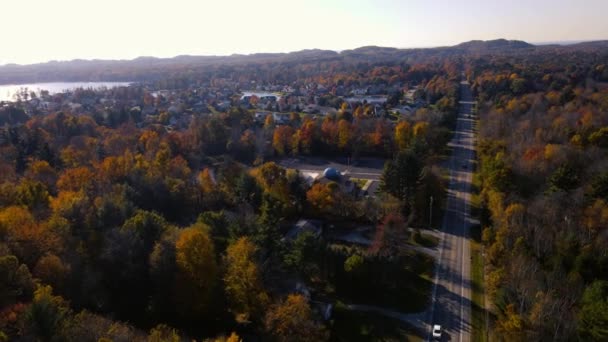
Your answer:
(278, 156), (384, 180)
(427, 80), (476, 341)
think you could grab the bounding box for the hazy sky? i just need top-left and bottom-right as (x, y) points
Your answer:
(1, 0), (607, 65)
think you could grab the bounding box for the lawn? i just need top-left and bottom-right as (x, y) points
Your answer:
(330, 304), (423, 342)
(411, 232), (440, 248)
(470, 171), (488, 342)
(350, 177), (369, 188)
(329, 250), (435, 314)
(470, 119), (488, 341)
(471, 239), (487, 342)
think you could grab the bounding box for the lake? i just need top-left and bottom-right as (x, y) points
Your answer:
(0, 82), (132, 102)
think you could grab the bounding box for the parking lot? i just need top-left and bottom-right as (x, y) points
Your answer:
(278, 156), (385, 181)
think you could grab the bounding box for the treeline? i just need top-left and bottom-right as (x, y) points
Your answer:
(0, 41), (488, 85)
(470, 47), (608, 341)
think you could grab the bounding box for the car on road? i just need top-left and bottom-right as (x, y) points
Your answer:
(432, 325), (442, 340)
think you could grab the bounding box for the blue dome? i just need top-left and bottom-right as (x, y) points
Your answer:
(323, 167), (341, 180)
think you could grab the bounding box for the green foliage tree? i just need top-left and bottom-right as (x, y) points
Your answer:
(33, 254), (70, 294)
(148, 324), (182, 342)
(283, 231), (322, 277)
(23, 285), (70, 341)
(380, 149), (422, 208)
(149, 228), (178, 319)
(578, 280), (608, 340)
(122, 210), (171, 252)
(255, 193), (284, 250)
(0, 255), (34, 307)
(588, 127), (608, 148)
(16, 179), (49, 211)
(235, 172), (262, 209)
(548, 164), (580, 193)
(370, 213), (408, 258)
(589, 171), (608, 200)
(344, 254), (364, 273)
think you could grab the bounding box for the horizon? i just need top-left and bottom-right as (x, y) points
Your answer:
(0, 38), (605, 68)
(1, 0), (608, 66)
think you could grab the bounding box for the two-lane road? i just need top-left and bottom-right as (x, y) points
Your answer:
(427, 80), (476, 341)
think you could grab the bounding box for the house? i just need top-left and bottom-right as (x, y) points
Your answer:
(254, 112), (269, 123)
(142, 105), (156, 116)
(373, 105), (386, 117)
(319, 106), (337, 116)
(315, 168), (356, 195)
(300, 171), (320, 186)
(302, 104), (319, 114)
(393, 105), (414, 115)
(361, 180), (379, 197)
(67, 102), (82, 112)
(285, 219), (323, 241)
(167, 104), (181, 114)
(260, 95), (277, 102)
(272, 112), (290, 125)
(216, 101), (230, 111)
(353, 87), (369, 95)
(404, 88), (418, 102)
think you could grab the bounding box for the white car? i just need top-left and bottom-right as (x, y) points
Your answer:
(432, 324), (442, 340)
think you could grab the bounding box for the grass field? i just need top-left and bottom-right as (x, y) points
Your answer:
(350, 177), (369, 188)
(471, 238), (487, 342)
(330, 305), (423, 342)
(470, 131), (488, 342)
(330, 250), (434, 314)
(411, 232), (440, 248)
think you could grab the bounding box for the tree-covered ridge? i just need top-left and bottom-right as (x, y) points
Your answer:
(1, 39), (606, 86)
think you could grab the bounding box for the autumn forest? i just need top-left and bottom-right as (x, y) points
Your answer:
(1, 39), (608, 341)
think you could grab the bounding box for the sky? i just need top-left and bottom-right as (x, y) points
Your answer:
(1, 0), (607, 65)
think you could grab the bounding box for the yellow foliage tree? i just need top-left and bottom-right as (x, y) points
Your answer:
(264, 294), (328, 342)
(0, 206), (61, 267)
(224, 237), (269, 323)
(337, 119), (351, 150)
(496, 303), (524, 339)
(394, 121), (411, 151)
(543, 144), (562, 161)
(412, 121), (429, 139)
(198, 168), (217, 194)
(175, 225), (217, 316)
(57, 167), (95, 193)
(583, 199), (608, 241)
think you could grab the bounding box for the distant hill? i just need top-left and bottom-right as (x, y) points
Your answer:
(453, 39), (535, 51)
(568, 40), (608, 48)
(1, 38), (607, 85)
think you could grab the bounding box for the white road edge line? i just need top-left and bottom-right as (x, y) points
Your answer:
(428, 95), (473, 342)
(427, 133), (460, 341)
(460, 105), (474, 342)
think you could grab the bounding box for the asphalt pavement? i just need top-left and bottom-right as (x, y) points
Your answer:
(426, 80), (476, 342)
(278, 156), (385, 180)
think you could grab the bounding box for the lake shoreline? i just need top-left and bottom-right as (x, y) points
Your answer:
(0, 81), (133, 102)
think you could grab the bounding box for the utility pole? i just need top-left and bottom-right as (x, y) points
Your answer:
(429, 196), (434, 228)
